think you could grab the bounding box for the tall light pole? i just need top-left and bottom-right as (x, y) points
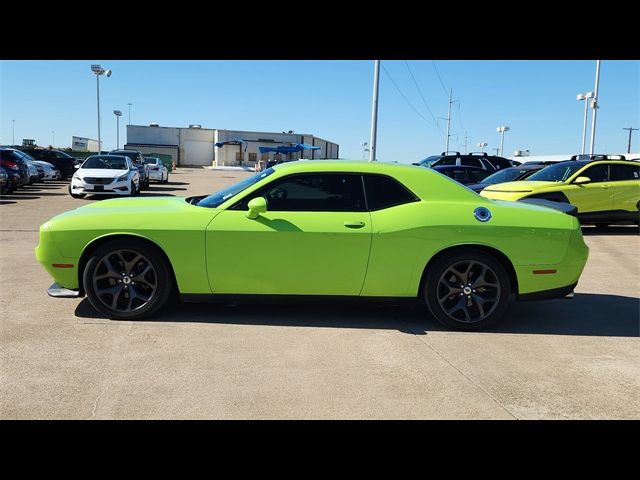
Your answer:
(588, 60), (601, 155)
(496, 126), (510, 157)
(576, 92), (594, 155)
(443, 89), (458, 153)
(91, 64), (112, 153)
(369, 60), (380, 162)
(127, 102), (132, 126)
(623, 127), (638, 154)
(12, 119), (15, 146)
(477, 142), (488, 153)
(114, 110), (123, 149)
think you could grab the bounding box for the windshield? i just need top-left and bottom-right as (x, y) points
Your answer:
(527, 161), (587, 182)
(144, 158), (159, 164)
(481, 168), (530, 184)
(82, 156), (128, 170)
(418, 155), (441, 166)
(196, 168), (275, 208)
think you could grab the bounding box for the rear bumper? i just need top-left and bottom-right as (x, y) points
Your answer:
(48, 283), (82, 298)
(517, 282), (577, 301)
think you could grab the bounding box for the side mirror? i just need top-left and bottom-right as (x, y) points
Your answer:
(246, 197), (267, 219)
(573, 176), (591, 185)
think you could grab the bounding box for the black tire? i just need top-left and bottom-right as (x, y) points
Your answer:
(129, 180), (137, 197)
(83, 238), (173, 320)
(423, 249), (512, 331)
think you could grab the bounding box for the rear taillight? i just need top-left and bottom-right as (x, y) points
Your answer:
(0, 160), (19, 171)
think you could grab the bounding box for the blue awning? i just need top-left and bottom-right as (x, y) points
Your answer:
(258, 144), (321, 154)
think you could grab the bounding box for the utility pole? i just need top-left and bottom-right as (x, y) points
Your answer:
(589, 60), (601, 155)
(623, 127), (638, 154)
(369, 60), (380, 162)
(444, 88), (457, 153)
(463, 131), (468, 154)
(492, 148), (500, 156)
(127, 103), (132, 125)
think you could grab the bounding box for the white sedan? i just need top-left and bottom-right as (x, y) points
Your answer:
(69, 155), (140, 199)
(32, 160), (61, 180)
(144, 157), (169, 183)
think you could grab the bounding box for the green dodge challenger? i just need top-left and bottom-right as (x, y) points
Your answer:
(36, 161), (589, 330)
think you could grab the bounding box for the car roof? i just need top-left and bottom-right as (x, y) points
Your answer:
(87, 154), (129, 160)
(272, 160), (426, 174)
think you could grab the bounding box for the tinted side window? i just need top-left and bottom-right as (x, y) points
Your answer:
(610, 164), (639, 181)
(241, 173), (366, 212)
(363, 174), (419, 211)
(461, 157), (482, 168)
(582, 164), (609, 183)
(438, 157), (457, 166)
(469, 170), (490, 182)
(487, 157), (512, 170)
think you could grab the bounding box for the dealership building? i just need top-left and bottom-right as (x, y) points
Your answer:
(124, 124), (339, 168)
(71, 136), (100, 152)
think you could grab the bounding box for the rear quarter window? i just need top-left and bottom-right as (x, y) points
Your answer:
(363, 174), (419, 210)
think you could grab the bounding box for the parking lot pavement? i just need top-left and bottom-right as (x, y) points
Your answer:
(1, 169), (639, 419)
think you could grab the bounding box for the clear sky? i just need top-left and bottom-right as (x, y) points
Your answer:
(1, 60), (638, 162)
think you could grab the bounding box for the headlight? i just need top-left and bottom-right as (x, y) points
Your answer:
(116, 174), (129, 182)
(73, 173), (82, 181)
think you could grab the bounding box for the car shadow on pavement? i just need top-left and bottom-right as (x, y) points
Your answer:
(145, 185), (188, 192)
(74, 293), (639, 337)
(581, 226), (639, 236)
(0, 200), (17, 205)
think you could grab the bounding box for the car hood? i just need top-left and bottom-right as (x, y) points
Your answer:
(77, 168), (129, 178)
(481, 180), (558, 193)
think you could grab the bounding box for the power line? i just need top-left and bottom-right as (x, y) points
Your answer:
(403, 60), (443, 133)
(431, 61), (449, 98)
(381, 63), (437, 127)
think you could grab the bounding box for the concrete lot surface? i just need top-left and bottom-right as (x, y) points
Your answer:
(1, 168), (639, 419)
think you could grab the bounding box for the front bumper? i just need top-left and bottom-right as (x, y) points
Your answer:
(71, 178), (132, 195)
(148, 170), (164, 181)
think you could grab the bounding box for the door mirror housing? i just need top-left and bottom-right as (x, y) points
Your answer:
(573, 176), (591, 185)
(246, 197), (267, 219)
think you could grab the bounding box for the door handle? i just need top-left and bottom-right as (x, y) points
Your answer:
(344, 221), (365, 228)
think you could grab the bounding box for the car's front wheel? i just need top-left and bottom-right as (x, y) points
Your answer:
(83, 238), (174, 320)
(423, 249), (511, 331)
(68, 184), (85, 199)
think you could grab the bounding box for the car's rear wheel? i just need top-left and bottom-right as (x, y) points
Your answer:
(129, 180), (137, 197)
(83, 238), (173, 320)
(423, 249), (511, 331)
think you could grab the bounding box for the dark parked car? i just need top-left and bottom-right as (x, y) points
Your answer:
(21, 148), (78, 179)
(0, 167), (8, 194)
(0, 147), (30, 190)
(432, 165), (491, 185)
(415, 151), (513, 171)
(466, 164), (547, 193)
(109, 149), (149, 189)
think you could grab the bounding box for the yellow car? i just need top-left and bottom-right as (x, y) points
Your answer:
(481, 158), (640, 227)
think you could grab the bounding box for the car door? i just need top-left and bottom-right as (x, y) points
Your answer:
(610, 163), (640, 213)
(205, 172), (372, 295)
(564, 163), (613, 213)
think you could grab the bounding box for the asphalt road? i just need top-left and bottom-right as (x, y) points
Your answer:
(1, 168), (639, 419)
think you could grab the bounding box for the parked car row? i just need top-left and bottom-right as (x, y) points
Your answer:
(416, 152), (640, 228)
(68, 150), (169, 199)
(0, 147), (63, 194)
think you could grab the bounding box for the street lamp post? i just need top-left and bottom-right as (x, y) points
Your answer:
(496, 126), (510, 157)
(114, 110), (123, 149)
(477, 142), (488, 153)
(369, 60), (380, 162)
(91, 64), (112, 153)
(127, 103), (132, 126)
(589, 60), (601, 155)
(576, 92), (594, 155)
